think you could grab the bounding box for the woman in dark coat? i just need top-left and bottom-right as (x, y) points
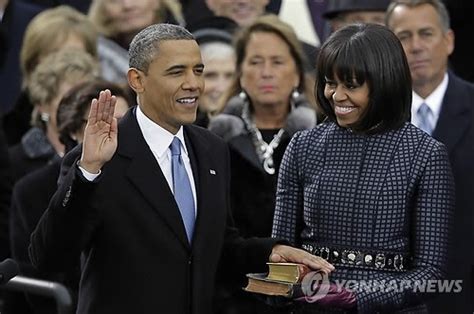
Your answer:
(208, 14), (317, 313)
(209, 14), (317, 239)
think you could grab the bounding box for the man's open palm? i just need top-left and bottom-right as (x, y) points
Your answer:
(80, 89), (118, 173)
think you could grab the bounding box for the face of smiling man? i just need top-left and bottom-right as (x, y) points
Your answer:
(129, 39), (205, 134)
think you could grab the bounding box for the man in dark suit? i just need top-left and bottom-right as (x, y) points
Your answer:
(387, 1), (474, 313)
(443, 0), (474, 83)
(29, 23), (333, 313)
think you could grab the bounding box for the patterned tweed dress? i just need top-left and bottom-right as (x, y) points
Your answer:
(272, 121), (454, 313)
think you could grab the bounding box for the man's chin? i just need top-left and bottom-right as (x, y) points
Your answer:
(412, 74), (432, 87)
(183, 113), (197, 125)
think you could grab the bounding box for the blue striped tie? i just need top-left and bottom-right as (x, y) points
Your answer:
(417, 103), (434, 135)
(170, 137), (195, 243)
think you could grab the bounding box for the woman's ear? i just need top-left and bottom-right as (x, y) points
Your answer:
(239, 75), (246, 91)
(127, 68), (145, 93)
(293, 74), (300, 91)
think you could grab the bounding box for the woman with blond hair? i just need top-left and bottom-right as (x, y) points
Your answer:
(88, 0), (185, 84)
(3, 5), (98, 145)
(8, 49), (100, 183)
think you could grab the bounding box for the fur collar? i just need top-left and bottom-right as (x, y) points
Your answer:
(21, 127), (56, 159)
(209, 95), (317, 141)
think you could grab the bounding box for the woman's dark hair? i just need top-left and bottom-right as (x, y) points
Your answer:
(57, 80), (132, 151)
(315, 23), (412, 133)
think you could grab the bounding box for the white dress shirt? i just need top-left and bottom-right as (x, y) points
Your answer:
(79, 106), (197, 215)
(411, 73), (448, 130)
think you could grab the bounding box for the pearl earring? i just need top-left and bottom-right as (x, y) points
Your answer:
(291, 88), (300, 101)
(40, 112), (50, 122)
(239, 90), (247, 101)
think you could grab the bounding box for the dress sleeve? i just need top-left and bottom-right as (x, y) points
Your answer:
(272, 131), (305, 246)
(356, 141), (455, 313)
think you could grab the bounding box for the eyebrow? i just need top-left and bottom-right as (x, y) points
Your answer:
(397, 26), (435, 35)
(165, 64), (205, 73)
(249, 55), (286, 60)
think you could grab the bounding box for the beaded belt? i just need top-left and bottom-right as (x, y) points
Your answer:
(302, 243), (410, 272)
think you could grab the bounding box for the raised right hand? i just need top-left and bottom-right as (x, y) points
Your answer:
(79, 89), (118, 173)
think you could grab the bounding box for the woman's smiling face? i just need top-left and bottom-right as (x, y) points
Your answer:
(324, 74), (370, 128)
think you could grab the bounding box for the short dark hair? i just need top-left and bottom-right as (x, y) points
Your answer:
(129, 23), (194, 73)
(315, 23), (412, 134)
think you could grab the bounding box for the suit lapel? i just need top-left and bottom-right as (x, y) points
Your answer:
(433, 73), (472, 154)
(183, 126), (216, 248)
(117, 109), (190, 249)
(183, 129), (200, 200)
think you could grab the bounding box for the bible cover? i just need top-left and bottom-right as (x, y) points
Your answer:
(243, 273), (303, 298)
(266, 262), (311, 283)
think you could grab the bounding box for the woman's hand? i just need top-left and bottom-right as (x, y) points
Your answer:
(270, 244), (335, 274)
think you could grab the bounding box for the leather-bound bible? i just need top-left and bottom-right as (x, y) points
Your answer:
(266, 262), (311, 283)
(243, 263), (311, 298)
(243, 273), (303, 298)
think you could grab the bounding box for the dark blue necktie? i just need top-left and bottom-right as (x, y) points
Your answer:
(417, 103), (434, 135)
(170, 137), (195, 243)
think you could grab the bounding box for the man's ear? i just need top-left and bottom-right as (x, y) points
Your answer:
(127, 68), (145, 93)
(445, 29), (455, 56)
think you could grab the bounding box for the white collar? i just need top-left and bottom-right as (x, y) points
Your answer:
(135, 106), (188, 159)
(412, 73), (448, 118)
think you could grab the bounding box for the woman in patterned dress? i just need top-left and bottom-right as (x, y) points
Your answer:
(272, 23), (454, 313)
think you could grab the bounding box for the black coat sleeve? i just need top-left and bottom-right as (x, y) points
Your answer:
(29, 147), (101, 272)
(219, 141), (282, 276)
